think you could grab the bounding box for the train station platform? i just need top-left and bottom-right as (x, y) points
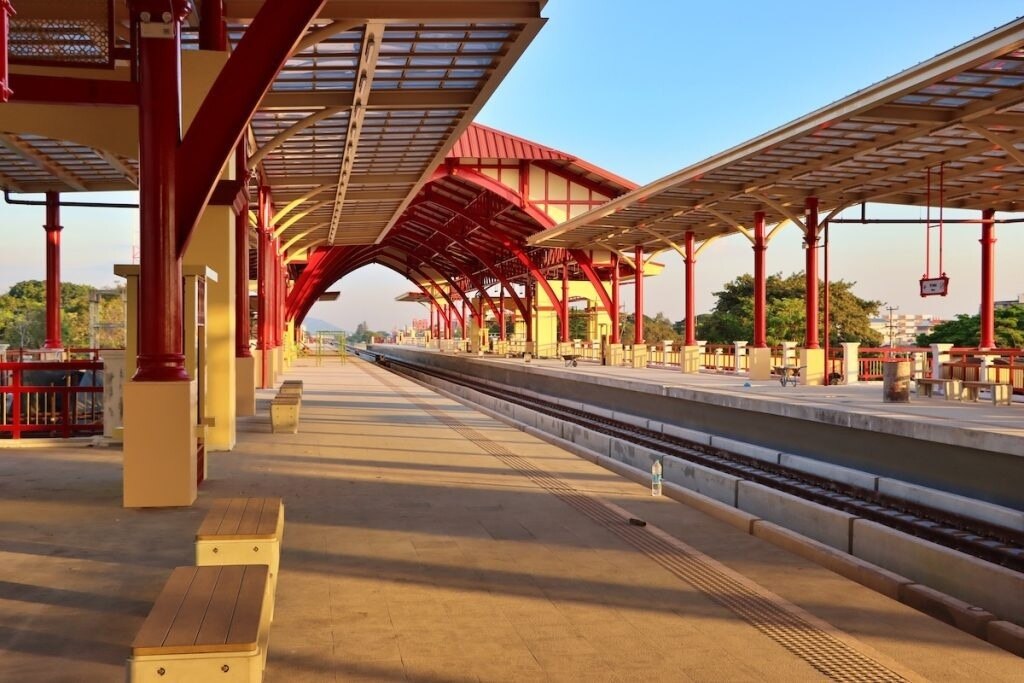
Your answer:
(0, 357), (1021, 681)
(375, 346), (1024, 510)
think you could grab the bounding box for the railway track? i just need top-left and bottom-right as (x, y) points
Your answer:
(350, 346), (1024, 573)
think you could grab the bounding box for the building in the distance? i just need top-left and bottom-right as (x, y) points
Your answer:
(869, 313), (943, 347)
(995, 293), (1024, 310)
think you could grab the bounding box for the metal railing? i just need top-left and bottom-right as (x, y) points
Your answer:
(1, 360), (104, 439)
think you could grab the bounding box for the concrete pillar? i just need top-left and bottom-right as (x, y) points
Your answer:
(782, 341), (798, 366)
(912, 351), (927, 382)
(749, 347), (772, 380)
(799, 347), (825, 386)
(979, 355), (999, 383)
(841, 342), (860, 385)
(185, 205), (237, 451)
(100, 350), (125, 439)
(733, 341), (748, 374)
(930, 343), (954, 380)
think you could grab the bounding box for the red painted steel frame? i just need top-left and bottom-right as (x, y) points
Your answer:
(199, 0), (228, 51)
(499, 289), (507, 341)
(8, 74), (137, 106)
(633, 245), (644, 345)
(610, 252), (620, 344)
(804, 197), (820, 350)
(256, 186), (271, 386)
(684, 232), (696, 346)
(43, 192), (62, 349)
(235, 149), (251, 358)
(753, 211), (767, 348)
(0, 0), (13, 102)
(560, 262), (570, 343)
(176, 0), (326, 257)
(980, 208), (997, 349)
(0, 361), (103, 439)
(132, 2), (191, 382)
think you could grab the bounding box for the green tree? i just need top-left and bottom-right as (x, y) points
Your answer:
(696, 272), (882, 345)
(0, 280), (125, 348)
(622, 312), (682, 344)
(917, 305), (1024, 347)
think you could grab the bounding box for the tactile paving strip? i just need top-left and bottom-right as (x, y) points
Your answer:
(362, 362), (920, 682)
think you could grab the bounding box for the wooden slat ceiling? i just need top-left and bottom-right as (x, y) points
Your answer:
(529, 17), (1024, 252)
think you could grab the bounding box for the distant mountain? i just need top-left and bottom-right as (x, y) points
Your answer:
(302, 317), (345, 333)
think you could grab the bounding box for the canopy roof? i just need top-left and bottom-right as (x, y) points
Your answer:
(530, 16), (1024, 251)
(1, 1), (546, 252)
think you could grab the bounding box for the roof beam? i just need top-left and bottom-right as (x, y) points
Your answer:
(250, 106), (347, 167)
(0, 133), (87, 191)
(259, 89), (477, 111)
(225, 1), (543, 21)
(268, 172), (420, 187)
(961, 123), (1024, 166)
(328, 23), (384, 245)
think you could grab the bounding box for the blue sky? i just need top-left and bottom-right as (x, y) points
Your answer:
(2, 2), (1023, 330)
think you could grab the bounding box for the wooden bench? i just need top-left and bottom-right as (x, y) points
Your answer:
(196, 497), (284, 620)
(278, 380), (303, 397)
(127, 565), (270, 682)
(962, 380), (1013, 406)
(915, 377), (962, 400)
(773, 365), (806, 387)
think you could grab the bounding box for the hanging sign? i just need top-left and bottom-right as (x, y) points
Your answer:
(919, 275), (949, 297)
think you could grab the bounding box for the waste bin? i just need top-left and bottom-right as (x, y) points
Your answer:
(882, 360), (911, 402)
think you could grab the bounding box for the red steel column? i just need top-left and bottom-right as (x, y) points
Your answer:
(444, 304), (452, 339)
(43, 191), (63, 349)
(610, 253), (621, 344)
(256, 185), (271, 385)
(235, 151), (251, 359)
(525, 281), (534, 343)
(132, 2), (191, 382)
(684, 232), (696, 346)
(753, 211), (767, 348)
(633, 245), (644, 345)
(198, 0), (227, 51)
(429, 303), (435, 338)
(498, 289), (506, 341)
(560, 263), (570, 343)
(980, 208), (997, 349)
(804, 197), (821, 349)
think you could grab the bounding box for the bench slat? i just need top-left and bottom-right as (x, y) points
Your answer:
(197, 497), (282, 541)
(196, 498), (231, 539)
(236, 498), (264, 536)
(194, 565), (246, 648)
(133, 566), (267, 656)
(163, 565), (222, 650)
(132, 567), (195, 655)
(226, 565), (267, 649)
(257, 497), (280, 537)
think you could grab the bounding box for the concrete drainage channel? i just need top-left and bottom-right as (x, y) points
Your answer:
(390, 360), (1024, 658)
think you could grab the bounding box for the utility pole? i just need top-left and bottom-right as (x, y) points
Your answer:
(885, 304), (900, 347)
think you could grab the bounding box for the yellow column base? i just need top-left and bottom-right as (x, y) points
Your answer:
(236, 355), (256, 416)
(748, 347), (773, 380)
(123, 380), (197, 508)
(273, 346), (284, 379)
(607, 343), (623, 366)
(681, 346), (701, 373)
(799, 348), (825, 386)
(253, 349), (270, 389)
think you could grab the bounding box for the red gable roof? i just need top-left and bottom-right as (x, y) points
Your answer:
(448, 123), (574, 161)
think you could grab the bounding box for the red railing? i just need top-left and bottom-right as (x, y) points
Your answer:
(0, 360), (103, 439)
(942, 349), (1024, 395)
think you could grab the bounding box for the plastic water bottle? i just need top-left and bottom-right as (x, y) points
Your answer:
(651, 459), (663, 497)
